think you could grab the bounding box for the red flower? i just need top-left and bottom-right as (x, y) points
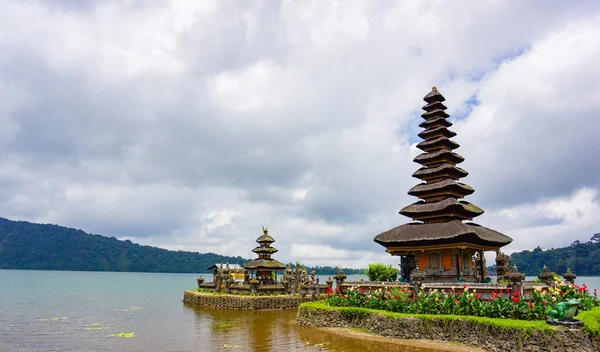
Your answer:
(455, 299), (459, 304)
(512, 296), (520, 303)
(475, 294), (479, 300)
(542, 300), (547, 305)
(463, 285), (467, 289)
(529, 302), (534, 308)
(594, 289), (597, 296)
(561, 291), (565, 296)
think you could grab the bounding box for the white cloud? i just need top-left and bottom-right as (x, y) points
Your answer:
(0, 1), (599, 268)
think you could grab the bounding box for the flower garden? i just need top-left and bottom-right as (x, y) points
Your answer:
(324, 280), (599, 321)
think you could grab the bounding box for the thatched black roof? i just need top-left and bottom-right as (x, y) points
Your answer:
(252, 246), (278, 254)
(418, 126), (456, 140)
(416, 137), (459, 152)
(256, 233), (275, 243)
(421, 109), (450, 119)
(408, 179), (474, 198)
(419, 117), (452, 129)
(422, 101), (447, 111)
(423, 87), (445, 103)
(412, 163), (468, 181)
(373, 87), (512, 249)
(244, 258), (286, 270)
(374, 221), (512, 248)
(400, 198), (483, 221)
(413, 149), (464, 166)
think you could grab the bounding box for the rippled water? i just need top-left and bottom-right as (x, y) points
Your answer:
(1, 270), (598, 352)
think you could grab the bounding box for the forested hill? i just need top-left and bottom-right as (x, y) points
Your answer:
(0, 217), (365, 275)
(509, 234), (600, 276)
(0, 217), (248, 273)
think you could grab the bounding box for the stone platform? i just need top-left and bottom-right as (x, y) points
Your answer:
(296, 302), (600, 352)
(183, 290), (324, 310)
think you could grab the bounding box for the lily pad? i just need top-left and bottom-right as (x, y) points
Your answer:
(109, 332), (135, 338)
(85, 326), (110, 331)
(224, 344), (242, 349)
(314, 342), (330, 347)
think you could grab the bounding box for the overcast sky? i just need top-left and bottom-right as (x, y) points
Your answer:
(1, 1), (599, 268)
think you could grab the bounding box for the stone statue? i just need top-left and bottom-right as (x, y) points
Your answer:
(309, 271), (316, 285)
(300, 266), (308, 285)
(495, 251), (510, 281)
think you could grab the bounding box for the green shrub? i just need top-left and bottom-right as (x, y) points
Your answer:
(365, 263), (398, 282)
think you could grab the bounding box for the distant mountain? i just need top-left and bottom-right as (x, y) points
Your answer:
(0, 217), (247, 273)
(0, 217), (365, 275)
(509, 235), (600, 276)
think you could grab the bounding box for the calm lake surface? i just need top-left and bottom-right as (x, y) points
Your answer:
(1, 270), (599, 352)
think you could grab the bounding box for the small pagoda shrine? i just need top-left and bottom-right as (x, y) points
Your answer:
(374, 87), (513, 283)
(244, 226), (286, 285)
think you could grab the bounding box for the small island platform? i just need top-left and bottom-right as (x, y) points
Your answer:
(183, 290), (323, 310)
(297, 302), (600, 352)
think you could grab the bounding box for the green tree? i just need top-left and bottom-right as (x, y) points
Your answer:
(365, 263), (398, 281)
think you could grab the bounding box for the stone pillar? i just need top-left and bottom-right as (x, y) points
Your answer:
(315, 278), (320, 296)
(508, 265), (525, 295)
(495, 250), (508, 282)
(333, 268), (346, 291)
(563, 268), (576, 284)
(538, 265), (553, 286)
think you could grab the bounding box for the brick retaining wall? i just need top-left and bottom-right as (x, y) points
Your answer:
(183, 290), (322, 310)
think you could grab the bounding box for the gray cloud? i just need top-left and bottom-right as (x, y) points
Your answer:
(1, 1), (600, 267)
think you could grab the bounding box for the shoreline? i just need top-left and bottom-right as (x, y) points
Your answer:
(314, 326), (485, 352)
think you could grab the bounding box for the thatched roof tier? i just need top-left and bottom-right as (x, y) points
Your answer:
(400, 198), (483, 221)
(374, 221), (512, 250)
(421, 109), (450, 119)
(244, 258), (286, 270)
(256, 233), (275, 243)
(422, 101), (447, 111)
(423, 87), (445, 103)
(416, 137), (459, 152)
(413, 149), (464, 167)
(252, 246), (278, 254)
(408, 179), (474, 199)
(419, 117), (452, 129)
(418, 126), (457, 140)
(412, 163), (468, 181)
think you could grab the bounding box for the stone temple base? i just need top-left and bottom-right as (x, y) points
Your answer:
(183, 290), (323, 310)
(546, 319), (584, 328)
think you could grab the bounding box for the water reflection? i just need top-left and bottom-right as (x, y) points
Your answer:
(185, 303), (450, 352)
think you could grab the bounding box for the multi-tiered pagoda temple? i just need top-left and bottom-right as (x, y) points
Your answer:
(374, 87), (512, 283)
(244, 227), (286, 284)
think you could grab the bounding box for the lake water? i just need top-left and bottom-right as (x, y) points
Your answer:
(1, 270), (598, 352)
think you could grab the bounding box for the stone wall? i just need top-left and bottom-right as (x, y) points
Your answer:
(183, 290), (322, 310)
(296, 303), (600, 352)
